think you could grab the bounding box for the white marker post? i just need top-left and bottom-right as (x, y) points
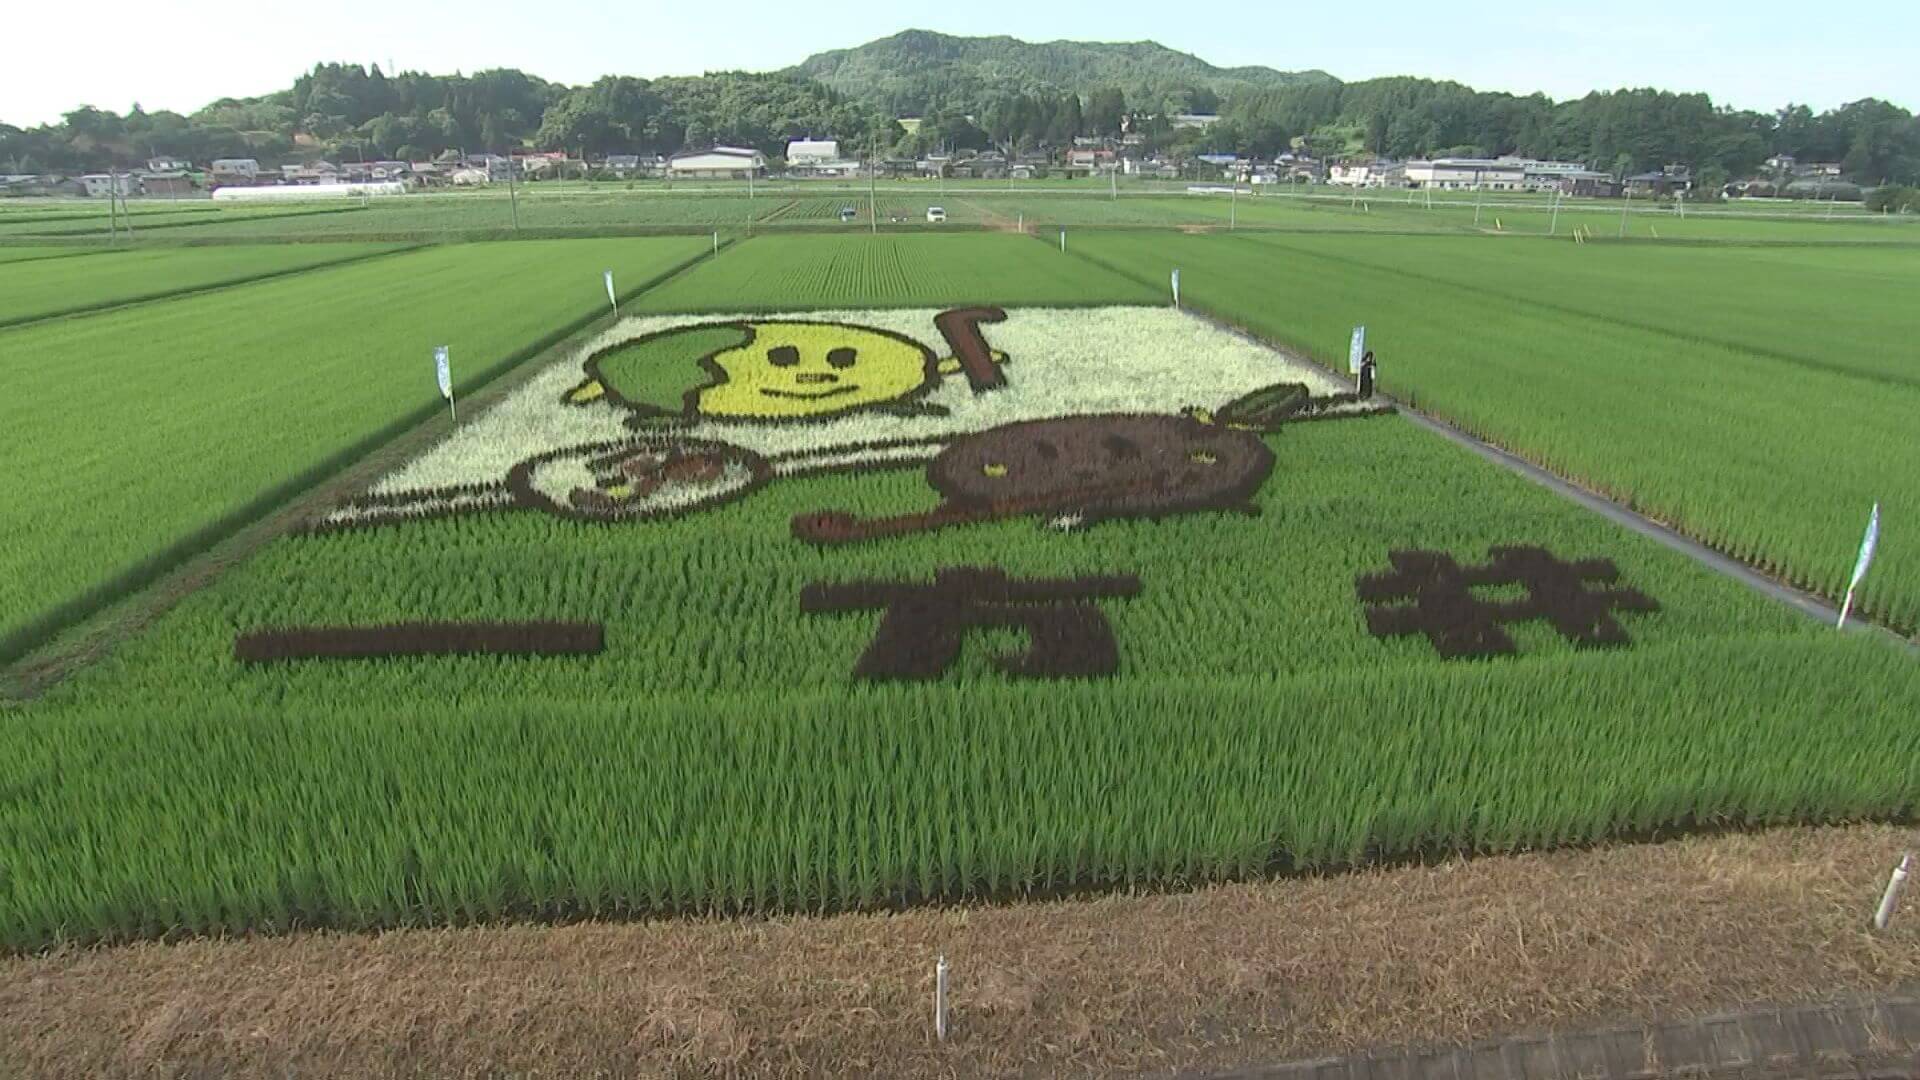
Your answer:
(1059, 229), (1066, 253)
(603, 269), (618, 315)
(1837, 502), (1881, 628)
(934, 955), (950, 1041)
(1348, 325), (1367, 390)
(712, 230), (718, 255)
(1171, 267), (1181, 308)
(434, 345), (455, 422)
(1877, 853), (1911, 930)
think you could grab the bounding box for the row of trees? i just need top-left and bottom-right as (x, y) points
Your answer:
(1167, 81), (1919, 187)
(1, 64), (900, 173)
(4, 63), (1917, 187)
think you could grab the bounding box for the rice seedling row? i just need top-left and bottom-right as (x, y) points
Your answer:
(633, 234), (1157, 312)
(0, 236), (712, 662)
(1065, 230), (1920, 627)
(17, 403), (1914, 951)
(0, 242), (409, 327)
(1246, 233), (1920, 382)
(6, 231), (1915, 956)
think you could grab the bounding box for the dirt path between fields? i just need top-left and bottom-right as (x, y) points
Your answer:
(6, 825), (1919, 1079)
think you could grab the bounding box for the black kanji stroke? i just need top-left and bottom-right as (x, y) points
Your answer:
(801, 566), (1141, 680)
(1356, 546), (1660, 659)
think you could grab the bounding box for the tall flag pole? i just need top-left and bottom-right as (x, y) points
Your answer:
(1837, 502), (1881, 628)
(603, 269), (618, 315)
(435, 345), (455, 422)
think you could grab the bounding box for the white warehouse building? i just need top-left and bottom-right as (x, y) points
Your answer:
(1404, 156), (1594, 192)
(784, 138), (861, 178)
(668, 146), (767, 179)
(1403, 158), (1525, 190)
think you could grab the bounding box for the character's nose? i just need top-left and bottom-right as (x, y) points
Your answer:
(795, 373), (839, 384)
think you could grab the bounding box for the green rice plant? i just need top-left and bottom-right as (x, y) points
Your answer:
(1244, 232), (1920, 384)
(0, 242), (407, 327)
(634, 233), (1157, 312)
(0, 236), (712, 662)
(0, 203), (357, 238)
(10, 414), (1914, 952)
(0, 246), (116, 266)
(1067, 230), (1920, 630)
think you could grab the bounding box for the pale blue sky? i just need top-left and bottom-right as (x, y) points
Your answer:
(4, 0), (1913, 127)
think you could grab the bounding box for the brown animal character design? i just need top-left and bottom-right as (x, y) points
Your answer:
(792, 413), (1275, 544)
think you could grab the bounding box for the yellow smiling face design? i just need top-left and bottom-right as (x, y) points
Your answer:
(697, 322), (938, 420)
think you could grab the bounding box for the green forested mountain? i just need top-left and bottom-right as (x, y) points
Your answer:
(2, 30), (1915, 187)
(791, 28), (1333, 117)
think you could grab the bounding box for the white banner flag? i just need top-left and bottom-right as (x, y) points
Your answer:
(434, 345), (455, 421)
(1348, 325), (1367, 374)
(1837, 502), (1881, 628)
(603, 269), (617, 312)
(1171, 268), (1181, 307)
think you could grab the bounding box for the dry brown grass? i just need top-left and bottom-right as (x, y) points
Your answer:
(6, 825), (1920, 1079)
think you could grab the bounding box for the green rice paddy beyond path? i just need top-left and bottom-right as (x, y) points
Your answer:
(0, 242), (406, 327)
(1066, 230), (1920, 630)
(0, 236), (710, 662)
(636, 233), (1158, 311)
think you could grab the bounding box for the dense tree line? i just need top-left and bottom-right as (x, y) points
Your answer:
(793, 28), (1302, 120)
(0, 64), (897, 171)
(1177, 80), (1918, 186)
(3, 59), (1916, 187)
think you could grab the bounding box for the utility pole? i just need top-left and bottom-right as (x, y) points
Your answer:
(1548, 187), (1561, 235)
(105, 166), (119, 243)
(1230, 183), (1237, 229)
(109, 164), (125, 242)
(1619, 184), (1632, 237)
(507, 153), (520, 230)
(1474, 179), (1484, 225)
(869, 133), (878, 234)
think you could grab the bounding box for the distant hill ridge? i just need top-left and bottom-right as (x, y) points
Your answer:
(792, 29), (1333, 114)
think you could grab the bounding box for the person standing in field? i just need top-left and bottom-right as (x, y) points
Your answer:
(1358, 350), (1377, 399)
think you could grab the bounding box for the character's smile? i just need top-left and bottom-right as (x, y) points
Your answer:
(761, 385), (860, 400)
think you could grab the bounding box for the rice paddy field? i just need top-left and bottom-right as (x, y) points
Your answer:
(21, 183), (1915, 243)
(0, 201), (362, 239)
(0, 242), (407, 326)
(633, 232), (1158, 310)
(0, 235), (711, 662)
(1064, 230), (1920, 628)
(1, 215), (1917, 955)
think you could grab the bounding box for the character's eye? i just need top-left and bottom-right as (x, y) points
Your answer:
(981, 463), (1008, 477)
(1034, 440), (1058, 460)
(1103, 436), (1140, 462)
(1188, 449), (1218, 465)
(827, 347), (857, 369)
(768, 345), (800, 367)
